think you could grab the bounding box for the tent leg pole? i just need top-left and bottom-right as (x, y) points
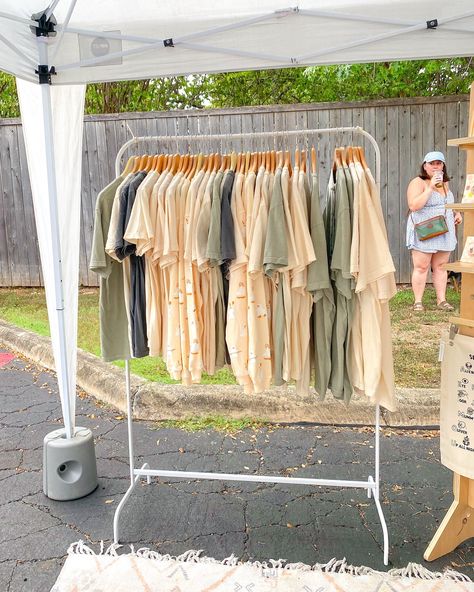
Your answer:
(37, 37), (73, 439)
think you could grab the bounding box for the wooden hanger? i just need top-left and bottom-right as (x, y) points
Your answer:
(244, 151), (251, 174)
(185, 155), (195, 178)
(284, 150), (292, 176)
(340, 147), (347, 167)
(294, 148), (300, 169)
(142, 155), (153, 173)
(131, 155), (140, 172)
(333, 148), (342, 170)
(276, 150), (283, 168)
(357, 146), (368, 168)
(150, 155), (158, 171)
(154, 154), (164, 173)
(212, 153), (220, 172)
(187, 154), (198, 179)
(345, 147), (353, 165)
(271, 150), (276, 173)
(311, 147), (317, 174)
(180, 154), (191, 174)
(219, 154), (227, 172)
(138, 154), (149, 171)
(249, 152), (257, 173)
(196, 153), (205, 173)
(235, 152), (241, 173)
(122, 155), (135, 175)
(230, 151), (237, 172)
(301, 150), (306, 173)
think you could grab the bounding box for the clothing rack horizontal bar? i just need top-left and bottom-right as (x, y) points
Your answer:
(133, 468), (374, 489)
(115, 125), (380, 185)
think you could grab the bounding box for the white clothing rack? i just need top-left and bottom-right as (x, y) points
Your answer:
(112, 126), (389, 566)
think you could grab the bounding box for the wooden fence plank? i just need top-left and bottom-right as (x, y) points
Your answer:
(17, 126), (41, 286)
(0, 134), (12, 287)
(398, 106), (411, 284)
(0, 126), (22, 286)
(386, 105), (400, 281)
(375, 105), (388, 221)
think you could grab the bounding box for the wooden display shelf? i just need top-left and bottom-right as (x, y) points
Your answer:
(426, 82), (474, 564)
(448, 316), (474, 329)
(446, 203), (474, 210)
(447, 136), (474, 149)
(441, 261), (474, 273)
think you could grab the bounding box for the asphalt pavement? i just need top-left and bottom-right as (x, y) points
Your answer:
(0, 350), (472, 592)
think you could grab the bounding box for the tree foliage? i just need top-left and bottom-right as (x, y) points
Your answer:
(0, 58), (472, 118)
(0, 72), (20, 118)
(206, 59), (474, 107)
(85, 75), (210, 113)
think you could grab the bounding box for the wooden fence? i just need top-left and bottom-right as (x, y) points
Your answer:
(0, 95), (469, 287)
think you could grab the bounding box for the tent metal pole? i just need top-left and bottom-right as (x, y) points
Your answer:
(50, 0), (79, 63)
(37, 36), (73, 439)
(0, 32), (36, 64)
(299, 21), (427, 62)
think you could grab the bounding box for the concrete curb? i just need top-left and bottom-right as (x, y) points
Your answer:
(0, 319), (441, 427)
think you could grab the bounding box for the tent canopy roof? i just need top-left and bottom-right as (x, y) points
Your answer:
(1, 0), (474, 85)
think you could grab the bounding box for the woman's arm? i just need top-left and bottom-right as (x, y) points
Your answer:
(407, 176), (437, 211)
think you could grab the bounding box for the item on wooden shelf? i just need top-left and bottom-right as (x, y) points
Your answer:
(412, 214), (449, 241)
(460, 236), (474, 263)
(439, 330), (474, 479)
(461, 173), (474, 203)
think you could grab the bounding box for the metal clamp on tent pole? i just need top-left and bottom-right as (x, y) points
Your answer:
(426, 19), (438, 29)
(35, 65), (57, 85)
(163, 38), (174, 47)
(31, 10), (57, 37)
(32, 10), (57, 84)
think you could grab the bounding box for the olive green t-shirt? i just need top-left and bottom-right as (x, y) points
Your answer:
(90, 176), (131, 362)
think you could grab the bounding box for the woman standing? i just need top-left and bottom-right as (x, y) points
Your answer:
(406, 151), (462, 312)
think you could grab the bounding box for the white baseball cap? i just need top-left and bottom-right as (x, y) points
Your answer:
(423, 151), (445, 163)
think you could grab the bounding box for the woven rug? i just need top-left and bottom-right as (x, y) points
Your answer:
(51, 542), (473, 592)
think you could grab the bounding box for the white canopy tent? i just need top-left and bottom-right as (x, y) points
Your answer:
(0, 0), (473, 437)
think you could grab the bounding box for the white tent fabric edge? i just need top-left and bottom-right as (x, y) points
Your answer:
(16, 71), (85, 438)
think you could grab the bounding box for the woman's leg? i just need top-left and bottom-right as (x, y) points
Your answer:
(431, 250), (451, 304)
(411, 249), (432, 303)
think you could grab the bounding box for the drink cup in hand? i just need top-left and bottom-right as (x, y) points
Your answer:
(434, 171), (443, 188)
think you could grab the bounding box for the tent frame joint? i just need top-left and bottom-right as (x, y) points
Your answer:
(163, 38), (174, 47)
(31, 10), (57, 37)
(426, 18), (438, 29)
(35, 64), (56, 84)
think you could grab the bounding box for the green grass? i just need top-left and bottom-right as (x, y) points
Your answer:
(0, 285), (459, 389)
(156, 415), (269, 433)
(0, 287), (236, 385)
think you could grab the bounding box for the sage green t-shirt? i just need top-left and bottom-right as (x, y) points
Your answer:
(90, 176), (131, 362)
(307, 172), (335, 398)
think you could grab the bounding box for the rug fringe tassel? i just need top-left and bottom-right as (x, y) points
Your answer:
(388, 563), (472, 583)
(66, 541), (471, 582)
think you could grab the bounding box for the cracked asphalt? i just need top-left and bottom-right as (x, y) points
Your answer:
(0, 351), (473, 591)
